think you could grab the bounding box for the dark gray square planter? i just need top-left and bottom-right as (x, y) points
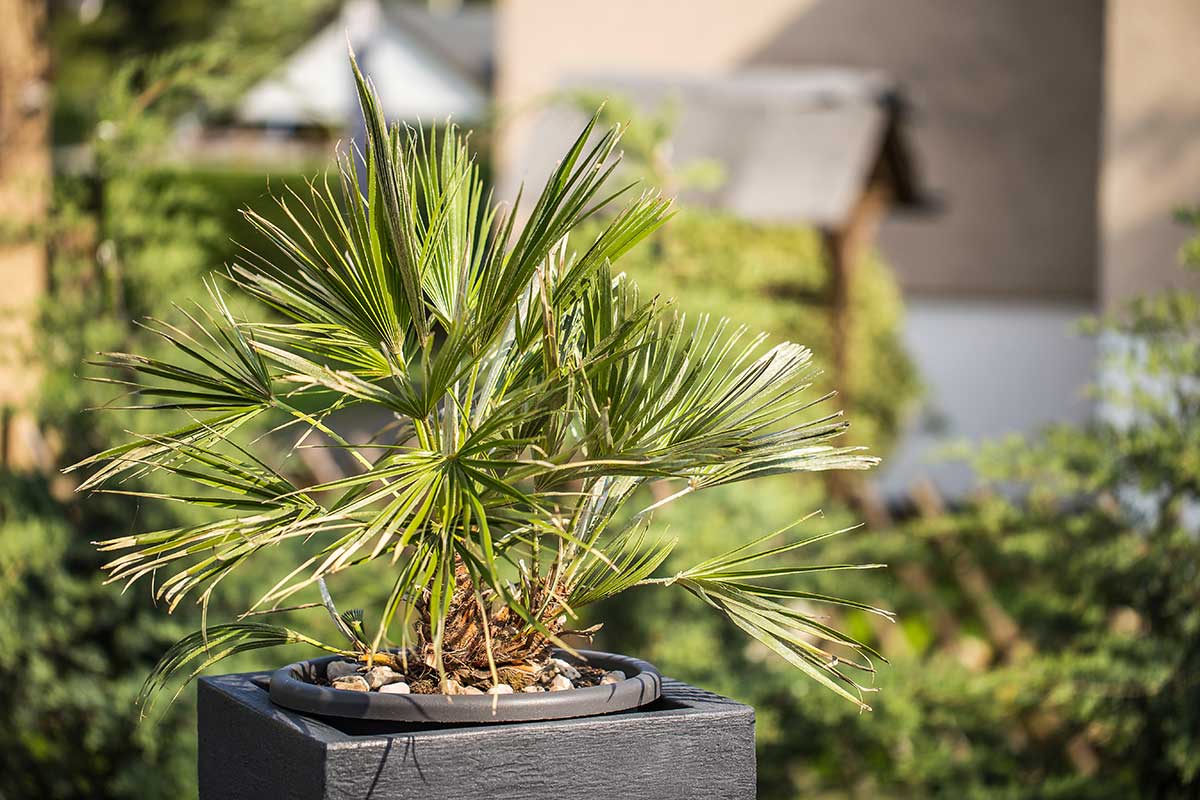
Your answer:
(198, 671), (756, 799)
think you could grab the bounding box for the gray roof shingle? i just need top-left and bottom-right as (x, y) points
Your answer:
(508, 70), (923, 228)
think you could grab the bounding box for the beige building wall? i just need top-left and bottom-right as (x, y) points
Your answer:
(741, 0), (1103, 301)
(1101, 0), (1200, 308)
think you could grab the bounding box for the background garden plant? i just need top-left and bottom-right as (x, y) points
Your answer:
(75, 55), (890, 707)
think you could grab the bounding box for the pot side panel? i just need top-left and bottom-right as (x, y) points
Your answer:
(199, 672), (756, 800)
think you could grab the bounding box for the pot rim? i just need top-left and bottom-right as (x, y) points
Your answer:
(268, 648), (662, 724)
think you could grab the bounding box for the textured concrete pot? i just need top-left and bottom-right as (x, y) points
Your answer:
(198, 668), (756, 799)
(269, 649), (661, 724)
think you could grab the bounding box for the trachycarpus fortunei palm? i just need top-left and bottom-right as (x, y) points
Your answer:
(75, 55), (892, 708)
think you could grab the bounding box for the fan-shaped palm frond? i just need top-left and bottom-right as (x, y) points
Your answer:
(667, 521), (893, 710)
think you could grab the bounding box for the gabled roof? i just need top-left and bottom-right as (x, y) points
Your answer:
(390, 3), (494, 88)
(511, 70), (926, 228)
(237, 0), (494, 128)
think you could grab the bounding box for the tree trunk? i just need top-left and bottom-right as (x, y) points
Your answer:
(823, 178), (890, 501)
(0, 0), (50, 470)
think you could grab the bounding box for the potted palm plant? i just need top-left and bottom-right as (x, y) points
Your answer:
(76, 55), (888, 756)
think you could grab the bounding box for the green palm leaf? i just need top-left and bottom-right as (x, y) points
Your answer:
(140, 623), (347, 715)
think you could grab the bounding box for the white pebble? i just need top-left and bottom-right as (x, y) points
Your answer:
(487, 683), (514, 694)
(364, 665), (402, 690)
(378, 681), (411, 695)
(549, 674), (573, 692)
(600, 670), (626, 685)
(521, 685), (545, 693)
